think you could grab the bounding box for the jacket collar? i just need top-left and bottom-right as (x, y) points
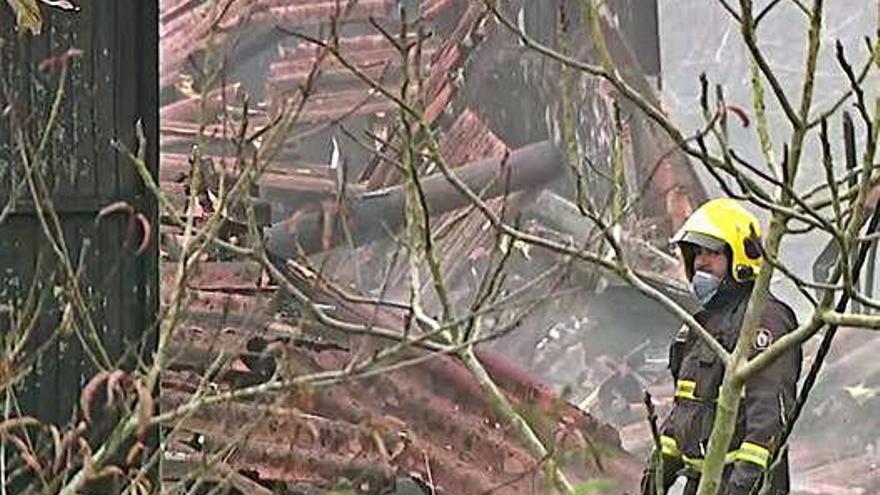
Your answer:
(703, 278), (752, 310)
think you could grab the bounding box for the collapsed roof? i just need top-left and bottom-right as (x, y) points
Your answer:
(158, 1), (708, 493)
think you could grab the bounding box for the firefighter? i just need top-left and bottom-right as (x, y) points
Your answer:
(640, 198), (802, 495)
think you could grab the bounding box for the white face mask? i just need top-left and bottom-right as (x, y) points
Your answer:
(691, 270), (722, 306)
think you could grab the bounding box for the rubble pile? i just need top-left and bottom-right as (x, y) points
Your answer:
(157, 1), (880, 494)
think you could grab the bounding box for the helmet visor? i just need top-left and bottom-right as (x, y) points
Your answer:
(677, 231), (726, 253)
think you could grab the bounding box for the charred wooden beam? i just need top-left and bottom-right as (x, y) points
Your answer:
(267, 34), (435, 92)
(160, 84), (242, 122)
(524, 190), (692, 304)
(264, 140), (565, 257)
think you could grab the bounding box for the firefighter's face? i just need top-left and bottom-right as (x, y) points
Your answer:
(693, 245), (729, 279)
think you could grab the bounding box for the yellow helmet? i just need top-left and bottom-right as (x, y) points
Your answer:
(671, 198), (763, 282)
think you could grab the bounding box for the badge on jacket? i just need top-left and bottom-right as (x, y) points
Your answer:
(755, 328), (774, 350)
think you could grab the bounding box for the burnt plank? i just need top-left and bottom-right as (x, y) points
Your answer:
(0, 0), (158, 469)
(74, 0), (97, 199)
(115, 0), (137, 198)
(95, 0), (118, 200)
(57, 219), (87, 424)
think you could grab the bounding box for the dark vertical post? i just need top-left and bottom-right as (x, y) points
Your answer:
(608, 0), (662, 88)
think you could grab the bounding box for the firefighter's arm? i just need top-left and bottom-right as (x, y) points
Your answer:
(640, 450), (682, 495)
(641, 416), (684, 495)
(727, 305), (797, 493)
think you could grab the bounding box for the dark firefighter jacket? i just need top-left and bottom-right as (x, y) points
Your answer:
(642, 283), (801, 495)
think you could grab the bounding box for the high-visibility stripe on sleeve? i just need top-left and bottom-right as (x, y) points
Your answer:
(734, 441), (770, 468)
(673, 379), (745, 401)
(675, 379), (698, 400)
(660, 435), (681, 458)
(682, 450), (739, 471)
(677, 442), (771, 473)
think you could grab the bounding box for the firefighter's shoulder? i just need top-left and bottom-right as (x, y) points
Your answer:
(755, 295), (797, 351)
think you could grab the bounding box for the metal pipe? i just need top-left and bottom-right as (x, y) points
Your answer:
(265, 140), (565, 257)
